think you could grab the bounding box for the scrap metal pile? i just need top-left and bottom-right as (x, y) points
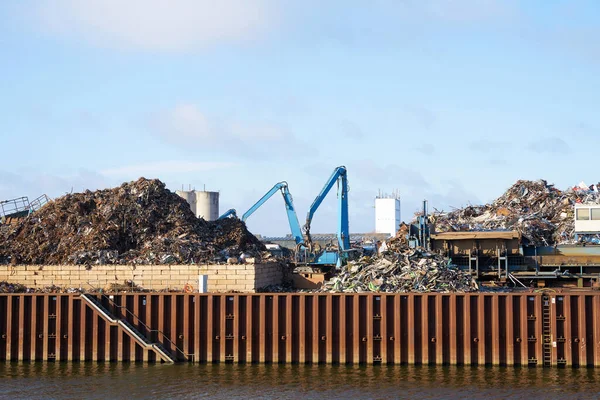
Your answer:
(0, 281), (33, 293)
(0, 280), (158, 293)
(0, 281), (81, 294)
(0, 178), (265, 265)
(429, 180), (600, 246)
(319, 244), (477, 293)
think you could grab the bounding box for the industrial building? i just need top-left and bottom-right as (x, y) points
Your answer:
(375, 192), (401, 237)
(258, 189), (399, 250)
(4, 171), (600, 368)
(176, 189), (219, 221)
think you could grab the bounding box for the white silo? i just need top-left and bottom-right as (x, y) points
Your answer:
(195, 190), (219, 221)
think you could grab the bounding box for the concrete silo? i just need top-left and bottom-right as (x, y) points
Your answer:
(176, 189), (219, 221)
(195, 190), (219, 221)
(175, 190), (196, 214)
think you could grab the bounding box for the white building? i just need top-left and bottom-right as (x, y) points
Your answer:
(375, 192), (401, 237)
(574, 203), (600, 233)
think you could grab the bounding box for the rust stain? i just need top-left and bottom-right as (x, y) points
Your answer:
(0, 292), (599, 367)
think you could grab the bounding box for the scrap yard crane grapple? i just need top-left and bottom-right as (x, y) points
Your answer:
(217, 181), (304, 248)
(216, 167), (353, 270)
(241, 181), (304, 247)
(303, 165), (351, 268)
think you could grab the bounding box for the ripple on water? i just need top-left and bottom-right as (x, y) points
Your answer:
(1, 362), (600, 400)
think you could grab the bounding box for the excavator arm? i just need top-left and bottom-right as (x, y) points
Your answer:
(303, 166), (350, 266)
(218, 208), (237, 219)
(242, 182), (304, 246)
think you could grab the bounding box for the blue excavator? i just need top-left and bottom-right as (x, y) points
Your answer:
(218, 166), (352, 269)
(218, 181), (304, 248)
(303, 165), (351, 268)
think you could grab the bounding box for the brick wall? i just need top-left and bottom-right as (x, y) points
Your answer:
(0, 261), (283, 292)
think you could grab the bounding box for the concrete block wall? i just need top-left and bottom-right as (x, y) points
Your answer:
(255, 262), (284, 288)
(0, 262), (283, 293)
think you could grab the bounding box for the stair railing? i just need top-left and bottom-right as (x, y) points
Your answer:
(83, 282), (195, 362)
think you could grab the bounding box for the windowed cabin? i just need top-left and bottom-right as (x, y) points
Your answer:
(574, 204), (600, 233)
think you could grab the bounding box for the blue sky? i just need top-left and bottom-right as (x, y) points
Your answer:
(1, 0), (599, 236)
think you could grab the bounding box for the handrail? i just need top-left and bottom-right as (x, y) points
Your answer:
(0, 194), (50, 220)
(83, 282), (195, 362)
(0, 196), (30, 218)
(508, 273), (527, 288)
(29, 194), (50, 212)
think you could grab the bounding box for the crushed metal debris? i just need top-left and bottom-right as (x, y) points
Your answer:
(317, 247), (477, 293)
(0, 281), (83, 294)
(0, 280), (187, 293)
(0, 281), (32, 293)
(429, 179), (600, 246)
(0, 178), (265, 265)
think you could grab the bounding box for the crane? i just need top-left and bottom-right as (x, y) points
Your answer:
(218, 182), (304, 247)
(242, 181), (304, 246)
(303, 166), (350, 268)
(218, 208), (237, 219)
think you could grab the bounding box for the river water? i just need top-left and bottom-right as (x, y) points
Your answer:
(1, 363), (599, 399)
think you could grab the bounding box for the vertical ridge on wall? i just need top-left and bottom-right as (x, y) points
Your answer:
(1, 292), (600, 366)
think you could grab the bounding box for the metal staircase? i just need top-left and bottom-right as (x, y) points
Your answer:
(80, 293), (175, 363)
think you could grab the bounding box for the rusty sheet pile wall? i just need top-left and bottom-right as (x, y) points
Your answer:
(1, 263), (283, 292)
(1, 292), (600, 367)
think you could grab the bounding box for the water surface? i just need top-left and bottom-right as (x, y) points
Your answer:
(1, 363), (598, 399)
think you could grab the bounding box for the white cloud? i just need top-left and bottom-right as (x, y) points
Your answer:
(165, 104), (214, 140)
(29, 0), (277, 51)
(154, 103), (301, 156)
(101, 160), (237, 177)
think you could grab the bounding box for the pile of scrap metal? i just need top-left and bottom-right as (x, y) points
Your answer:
(0, 281), (82, 294)
(0, 281), (33, 293)
(429, 180), (600, 246)
(0, 178), (265, 265)
(0, 280), (154, 293)
(318, 246), (477, 293)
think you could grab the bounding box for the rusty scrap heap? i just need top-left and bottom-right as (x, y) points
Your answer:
(320, 246), (477, 293)
(0, 281), (32, 294)
(430, 180), (600, 246)
(0, 178), (264, 265)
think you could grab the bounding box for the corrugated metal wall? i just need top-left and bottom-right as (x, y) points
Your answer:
(1, 292), (599, 366)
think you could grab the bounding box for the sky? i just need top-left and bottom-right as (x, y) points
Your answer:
(1, 0), (599, 236)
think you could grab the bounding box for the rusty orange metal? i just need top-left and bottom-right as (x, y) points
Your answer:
(0, 292), (600, 366)
(292, 272), (327, 289)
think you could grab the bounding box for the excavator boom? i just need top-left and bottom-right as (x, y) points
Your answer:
(303, 166), (350, 267)
(240, 182), (304, 246)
